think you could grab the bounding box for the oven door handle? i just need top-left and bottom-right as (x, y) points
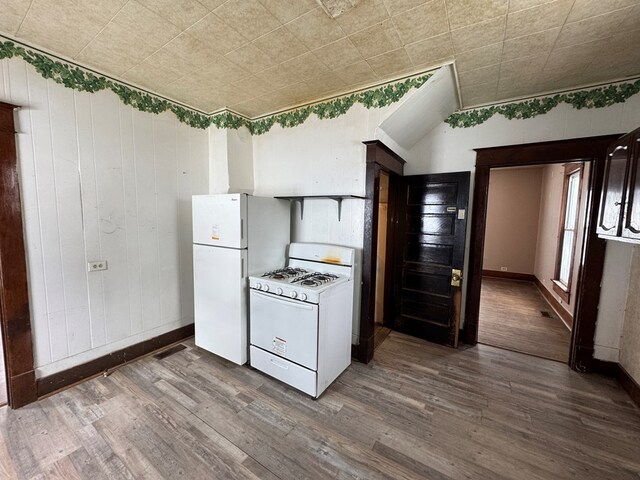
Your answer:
(251, 290), (315, 310)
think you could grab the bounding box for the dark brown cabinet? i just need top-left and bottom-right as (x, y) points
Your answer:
(597, 127), (640, 242)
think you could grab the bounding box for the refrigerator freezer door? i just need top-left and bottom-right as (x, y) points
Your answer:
(192, 194), (247, 249)
(194, 244), (247, 364)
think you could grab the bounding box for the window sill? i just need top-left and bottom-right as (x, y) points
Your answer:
(552, 280), (571, 303)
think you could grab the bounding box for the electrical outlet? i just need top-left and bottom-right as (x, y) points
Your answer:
(88, 261), (108, 272)
(500, 267), (508, 271)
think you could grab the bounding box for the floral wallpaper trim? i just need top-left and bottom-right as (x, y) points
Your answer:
(446, 79), (640, 128)
(0, 39), (430, 134)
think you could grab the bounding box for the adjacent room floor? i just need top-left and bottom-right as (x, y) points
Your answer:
(0, 338), (6, 406)
(1, 332), (639, 479)
(479, 276), (572, 362)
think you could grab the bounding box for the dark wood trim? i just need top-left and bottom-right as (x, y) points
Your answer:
(592, 359), (640, 409)
(464, 135), (620, 372)
(552, 280), (571, 303)
(534, 277), (573, 329)
(482, 270), (536, 282)
(358, 140), (405, 364)
(37, 324), (194, 398)
(0, 102), (38, 408)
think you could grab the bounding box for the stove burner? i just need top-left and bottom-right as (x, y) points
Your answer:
(292, 272), (339, 286)
(262, 267), (308, 280)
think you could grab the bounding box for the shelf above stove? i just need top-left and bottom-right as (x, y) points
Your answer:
(275, 195), (365, 221)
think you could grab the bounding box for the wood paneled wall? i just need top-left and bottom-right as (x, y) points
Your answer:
(0, 58), (208, 378)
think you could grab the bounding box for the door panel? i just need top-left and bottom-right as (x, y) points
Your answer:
(597, 141), (630, 236)
(392, 172), (470, 347)
(192, 194), (247, 248)
(623, 133), (640, 239)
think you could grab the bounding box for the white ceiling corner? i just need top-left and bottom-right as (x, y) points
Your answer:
(376, 64), (458, 150)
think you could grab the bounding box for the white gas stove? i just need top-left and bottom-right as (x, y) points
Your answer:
(248, 243), (354, 398)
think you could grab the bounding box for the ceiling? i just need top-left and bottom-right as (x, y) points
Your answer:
(2, 0), (640, 117)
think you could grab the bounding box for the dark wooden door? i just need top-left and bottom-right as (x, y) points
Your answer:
(623, 132), (640, 240)
(391, 172), (469, 347)
(597, 136), (631, 236)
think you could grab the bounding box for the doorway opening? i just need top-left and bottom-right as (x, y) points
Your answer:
(478, 163), (588, 362)
(373, 171), (392, 350)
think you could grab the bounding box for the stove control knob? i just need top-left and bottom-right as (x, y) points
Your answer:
(289, 291), (297, 299)
(276, 287), (283, 295)
(299, 293), (307, 301)
(255, 283), (262, 290)
(262, 284), (270, 292)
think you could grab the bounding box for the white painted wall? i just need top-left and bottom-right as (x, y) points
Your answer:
(0, 57), (208, 377)
(208, 125), (254, 194)
(253, 103), (399, 343)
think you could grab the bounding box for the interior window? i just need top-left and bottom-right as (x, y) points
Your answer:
(554, 163), (583, 300)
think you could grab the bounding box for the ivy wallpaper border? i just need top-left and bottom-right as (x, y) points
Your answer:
(1, 38), (640, 136)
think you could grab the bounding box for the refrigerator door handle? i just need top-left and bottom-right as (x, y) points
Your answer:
(241, 219), (244, 240)
(241, 258), (245, 276)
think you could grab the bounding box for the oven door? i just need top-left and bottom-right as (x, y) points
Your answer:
(250, 289), (318, 370)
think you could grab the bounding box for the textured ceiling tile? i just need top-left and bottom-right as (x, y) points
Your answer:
(460, 81), (498, 106)
(197, 0), (227, 11)
(252, 26), (308, 63)
(186, 13), (248, 55)
(335, 0), (390, 35)
(618, 4), (640, 31)
(255, 62), (304, 89)
(304, 72), (348, 95)
(556, 8), (630, 49)
(281, 52), (330, 81)
(502, 28), (560, 61)
(508, 0), (549, 13)
(76, 22), (157, 76)
(286, 7), (345, 49)
(404, 32), (453, 65)
(225, 43), (276, 74)
(0, 0), (32, 35)
(235, 75), (275, 96)
(17, 0), (127, 57)
(446, 0), (508, 30)
(392, 0), (449, 45)
(383, 0), (429, 16)
(597, 27), (640, 57)
(505, 0), (573, 39)
(451, 15), (506, 53)
(567, 0), (638, 23)
(499, 54), (547, 79)
(162, 33), (220, 69)
(458, 63), (500, 86)
(349, 20), (402, 59)
(136, 0), (209, 30)
(312, 37), (364, 70)
(367, 48), (414, 76)
(111, 0), (181, 46)
(213, 0), (281, 42)
(257, 0), (318, 23)
(196, 55), (252, 84)
(122, 59), (184, 92)
(334, 60), (380, 85)
(455, 42), (503, 72)
(545, 40), (604, 73)
(497, 75), (539, 98)
(230, 97), (271, 117)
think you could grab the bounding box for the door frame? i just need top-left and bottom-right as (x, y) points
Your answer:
(462, 134), (622, 372)
(0, 102), (38, 407)
(357, 140), (405, 364)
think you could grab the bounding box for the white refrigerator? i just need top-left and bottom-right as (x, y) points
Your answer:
(192, 194), (290, 365)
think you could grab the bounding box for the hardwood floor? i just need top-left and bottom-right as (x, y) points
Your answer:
(479, 277), (572, 362)
(1, 333), (639, 479)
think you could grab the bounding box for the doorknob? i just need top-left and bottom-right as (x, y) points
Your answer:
(451, 269), (462, 287)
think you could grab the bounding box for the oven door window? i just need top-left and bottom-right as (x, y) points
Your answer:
(250, 290), (319, 370)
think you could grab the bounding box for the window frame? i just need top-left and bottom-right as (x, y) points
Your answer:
(552, 162), (584, 303)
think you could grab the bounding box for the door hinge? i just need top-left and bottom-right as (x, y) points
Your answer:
(451, 269), (462, 287)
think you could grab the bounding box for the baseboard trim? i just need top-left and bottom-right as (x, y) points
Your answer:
(36, 324), (194, 398)
(482, 270), (536, 281)
(592, 359), (640, 409)
(533, 277), (573, 329)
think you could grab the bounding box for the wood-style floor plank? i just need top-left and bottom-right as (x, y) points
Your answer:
(0, 334), (638, 479)
(478, 277), (572, 362)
